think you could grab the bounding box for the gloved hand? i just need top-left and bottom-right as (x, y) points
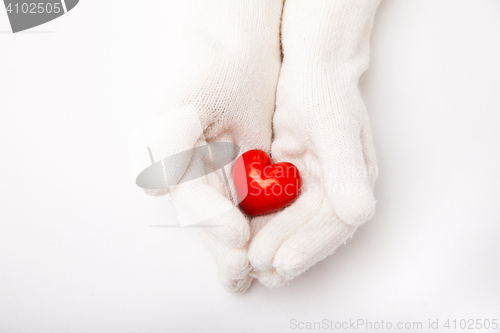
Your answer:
(129, 0), (283, 293)
(248, 0), (380, 287)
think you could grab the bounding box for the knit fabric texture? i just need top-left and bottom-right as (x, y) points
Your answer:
(129, 0), (379, 292)
(248, 0), (380, 287)
(129, 0), (283, 292)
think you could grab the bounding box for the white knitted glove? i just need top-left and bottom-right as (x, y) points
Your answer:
(248, 0), (380, 287)
(129, 0), (283, 292)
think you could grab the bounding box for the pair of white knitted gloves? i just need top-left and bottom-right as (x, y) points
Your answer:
(130, 0), (380, 293)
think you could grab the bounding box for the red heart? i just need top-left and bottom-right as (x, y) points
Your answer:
(232, 149), (301, 216)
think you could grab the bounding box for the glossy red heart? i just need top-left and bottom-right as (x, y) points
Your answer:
(232, 149), (301, 216)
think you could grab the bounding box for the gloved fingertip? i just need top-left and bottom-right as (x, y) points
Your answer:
(253, 269), (288, 288)
(215, 223), (250, 248)
(326, 181), (376, 226)
(141, 187), (169, 197)
(247, 246), (274, 272)
(273, 247), (309, 279)
(219, 274), (253, 294)
(335, 198), (376, 226)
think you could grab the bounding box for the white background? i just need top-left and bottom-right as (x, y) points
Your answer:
(1, 0), (499, 332)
